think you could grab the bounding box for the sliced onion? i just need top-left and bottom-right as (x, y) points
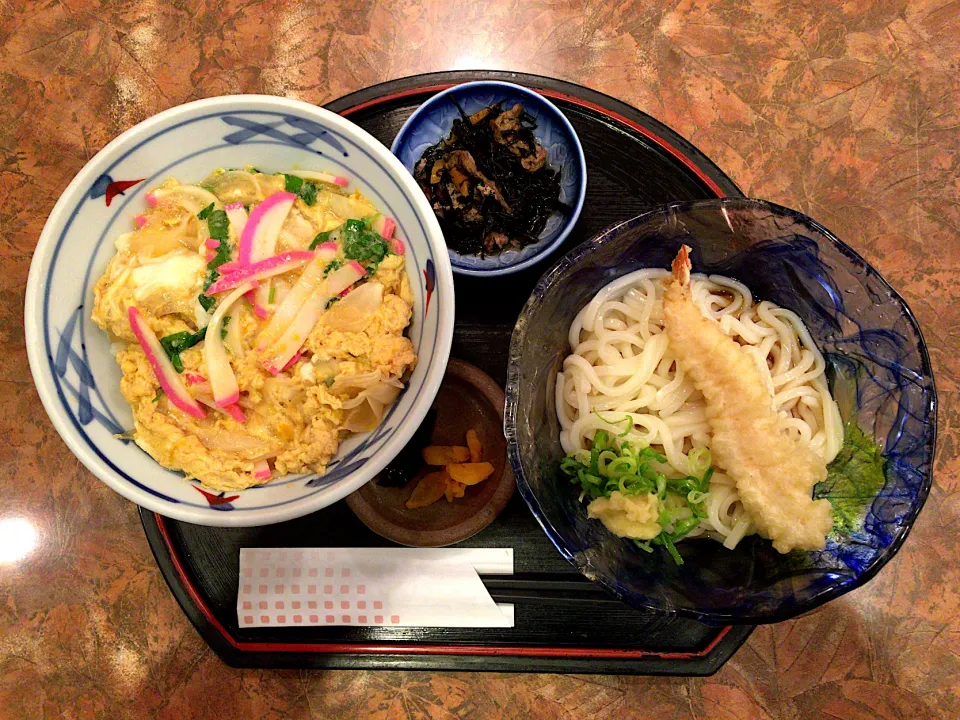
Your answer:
(332, 372), (403, 432)
(260, 262), (366, 374)
(224, 202), (249, 239)
(205, 250), (314, 295)
(319, 191), (376, 221)
(332, 372), (403, 407)
(279, 211), (318, 249)
(203, 171), (260, 205)
(255, 249), (339, 352)
(194, 297), (212, 328)
(127, 306), (205, 418)
(150, 185), (219, 215)
(225, 306), (245, 358)
(196, 428), (278, 459)
(205, 280), (256, 406)
(324, 281), (382, 333)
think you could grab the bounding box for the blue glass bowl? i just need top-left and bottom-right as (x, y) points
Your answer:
(505, 198), (937, 624)
(391, 81), (587, 276)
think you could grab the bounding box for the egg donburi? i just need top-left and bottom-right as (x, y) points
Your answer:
(92, 168), (417, 491)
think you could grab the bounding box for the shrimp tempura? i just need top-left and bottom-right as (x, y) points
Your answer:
(662, 246), (832, 553)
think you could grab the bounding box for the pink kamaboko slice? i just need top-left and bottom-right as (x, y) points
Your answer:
(238, 191), (297, 314)
(224, 202), (248, 238)
(261, 261), (366, 374)
(205, 280), (257, 407)
(204, 251), (315, 295)
(253, 460), (272, 480)
(255, 246), (339, 352)
(196, 395), (247, 423)
(370, 215), (396, 239)
(288, 170), (349, 187)
(127, 306), (205, 419)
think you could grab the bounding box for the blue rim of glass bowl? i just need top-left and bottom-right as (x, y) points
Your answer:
(390, 81), (587, 277)
(504, 197), (938, 624)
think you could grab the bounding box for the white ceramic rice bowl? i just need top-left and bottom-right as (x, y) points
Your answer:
(25, 95), (454, 527)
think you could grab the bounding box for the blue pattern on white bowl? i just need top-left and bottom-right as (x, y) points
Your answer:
(505, 198), (937, 623)
(391, 81), (587, 276)
(25, 96), (454, 527)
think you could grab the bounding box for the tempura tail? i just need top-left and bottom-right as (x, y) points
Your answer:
(662, 245), (832, 553)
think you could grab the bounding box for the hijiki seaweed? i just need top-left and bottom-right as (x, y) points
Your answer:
(414, 101), (568, 256)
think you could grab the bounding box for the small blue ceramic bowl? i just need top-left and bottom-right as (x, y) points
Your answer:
(391, 81), (587, 276)
(505, 198), (937, 624)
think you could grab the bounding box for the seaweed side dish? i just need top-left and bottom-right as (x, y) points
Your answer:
(414, 102), (568, 256)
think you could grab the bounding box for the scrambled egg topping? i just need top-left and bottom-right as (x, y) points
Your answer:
(91, 171), (417, 491)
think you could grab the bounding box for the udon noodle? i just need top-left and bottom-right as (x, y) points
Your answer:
(556, 268), (844, 550)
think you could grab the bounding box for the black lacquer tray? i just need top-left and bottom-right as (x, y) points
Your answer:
(140, 70), (754, 674)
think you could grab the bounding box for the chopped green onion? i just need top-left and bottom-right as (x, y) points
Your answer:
(560, 431), (713, 566)
(268, 287), (276, 303)
(197, 202), (214, 220)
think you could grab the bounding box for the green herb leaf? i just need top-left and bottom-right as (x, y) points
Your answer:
(198, 293), (216, 312)
(284, 174), (303, 193)
(815, 422), (886, 534)
(197, 202), (215, 220)
(206, 209), (230, 242)
(152, 389), (163, 403)
(268, 287), (276, 303)
(221, 316), (231, 340)
(323, 376), (335, 387)
(284, 174), (318, 206)
(342, 218), (390, 268)
(298, 180), (317, 206)
(325, 296), (340, 309)
(206, 238), (232, 272)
